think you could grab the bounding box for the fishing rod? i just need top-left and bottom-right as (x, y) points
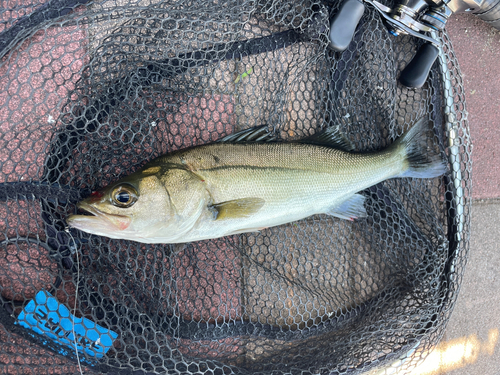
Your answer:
(329, 0), (500, 87)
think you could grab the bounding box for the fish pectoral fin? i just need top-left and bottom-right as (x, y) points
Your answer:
(210, 198), (265, 220)
(325, 194), (367, 221)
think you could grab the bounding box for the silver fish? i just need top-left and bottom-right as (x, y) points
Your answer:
(66, 118), (446, 244)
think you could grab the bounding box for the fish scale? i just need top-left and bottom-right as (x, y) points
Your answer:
(167, 143), (400, 241)
(67, 119), (446, 244)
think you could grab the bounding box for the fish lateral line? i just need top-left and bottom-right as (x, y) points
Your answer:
(195, 164), (336, 174)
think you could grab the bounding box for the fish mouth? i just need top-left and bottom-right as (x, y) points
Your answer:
(67, 202), (132, 232)
(76, 201), (103, 217)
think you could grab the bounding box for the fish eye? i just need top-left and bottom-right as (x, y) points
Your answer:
(111, 184), (138, 208)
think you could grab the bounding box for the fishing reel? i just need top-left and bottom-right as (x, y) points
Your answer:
(328, 0), (489, 87)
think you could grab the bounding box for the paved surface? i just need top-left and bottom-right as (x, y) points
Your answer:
(410, 202), (500, 375)
(408, 13), (500, 375)
(446, 14), (500, 199)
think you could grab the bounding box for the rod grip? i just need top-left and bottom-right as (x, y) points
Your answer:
(329, 0), (365, 52)
(399, 43), (439, 88)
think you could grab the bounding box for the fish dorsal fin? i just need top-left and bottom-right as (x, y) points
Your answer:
(300, 126), (355, 152)
(210, 198), (265, 220)
(217, 126), (277, 143)
(217, 125), (354, 151)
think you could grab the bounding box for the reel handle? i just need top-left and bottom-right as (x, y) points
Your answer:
(399, 42), (439, 88)
(329, 0), (366, 51)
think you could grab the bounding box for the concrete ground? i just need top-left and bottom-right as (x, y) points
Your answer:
(408, 13), (500, 375)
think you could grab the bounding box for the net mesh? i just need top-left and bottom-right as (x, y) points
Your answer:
(0, 0), (471, 374)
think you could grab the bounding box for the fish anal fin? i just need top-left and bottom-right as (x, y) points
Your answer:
(325, 194), (367, 220)
(210, 198), (265, 220)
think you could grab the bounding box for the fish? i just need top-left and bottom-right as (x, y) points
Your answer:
(66, 118), (447, 244)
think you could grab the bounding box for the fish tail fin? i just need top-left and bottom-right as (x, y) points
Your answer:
(395, 117), (447, 179)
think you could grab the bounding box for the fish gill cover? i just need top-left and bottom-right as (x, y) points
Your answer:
(0, 0), (471, 374)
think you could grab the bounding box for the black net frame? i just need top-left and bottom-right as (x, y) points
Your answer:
(0, 0), (471, 374)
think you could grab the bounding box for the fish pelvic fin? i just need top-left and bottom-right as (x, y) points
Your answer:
(210, 198), (265, 220)
(394, 117), (447, 179)
(325, 194), (367, 221)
